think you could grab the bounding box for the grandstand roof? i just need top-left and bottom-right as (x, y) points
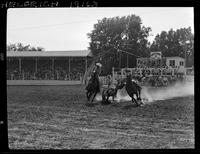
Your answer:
(7, 50), (93, 58)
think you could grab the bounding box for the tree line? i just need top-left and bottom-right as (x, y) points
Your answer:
(7, 43), (44, 51)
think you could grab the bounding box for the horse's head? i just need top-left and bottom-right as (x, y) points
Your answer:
(126, 74), (132, 83)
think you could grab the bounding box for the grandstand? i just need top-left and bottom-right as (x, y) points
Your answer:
(7, 50), (93, 85)
(111, 54), (188, 84)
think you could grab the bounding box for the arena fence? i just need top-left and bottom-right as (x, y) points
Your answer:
(7, 80), (82, 86)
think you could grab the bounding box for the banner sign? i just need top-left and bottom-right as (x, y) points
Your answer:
(150, 51), (162, 59)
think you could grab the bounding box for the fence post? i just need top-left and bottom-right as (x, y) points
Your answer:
(22, 72), (24, 80)
(172, 68), (174, 76)
(19, 58), (22, 74)
(45, 73), (47, 80)
(112, 67), (115, 83)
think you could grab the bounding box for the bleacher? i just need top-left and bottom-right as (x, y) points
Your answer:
(7, 50), (93, 85)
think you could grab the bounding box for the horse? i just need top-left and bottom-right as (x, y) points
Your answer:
(124, 74), (142, 106)
(85, 71), (100, 103)
(102, 80), (124, 103)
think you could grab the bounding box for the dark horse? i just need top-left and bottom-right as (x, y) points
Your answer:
(124, 74), (142, 106)
(85, 71), (100, 103)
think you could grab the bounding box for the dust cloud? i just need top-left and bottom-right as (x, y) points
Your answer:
(95, 81), (194, 104)
(140, 81), (194, 103)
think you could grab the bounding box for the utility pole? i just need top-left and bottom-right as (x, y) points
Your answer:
(126, 54), (128, 68)
(184, 40), (190, 68)
(179, 40), (190, 75)
(119, 50), (121, 69)
(185, 45), (187, 68)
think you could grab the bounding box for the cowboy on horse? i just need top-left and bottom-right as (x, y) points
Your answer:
(85, 61), (102, 103)
(92, 62), (102, 90)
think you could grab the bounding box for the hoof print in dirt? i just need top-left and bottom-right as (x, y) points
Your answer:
(85, 102), (96, 106)
(123, 103), (138, 109)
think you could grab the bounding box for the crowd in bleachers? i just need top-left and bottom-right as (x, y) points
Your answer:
(122, 67), (184, 79)
(7, 68), (83, 81)
(7, 60), (84, 81)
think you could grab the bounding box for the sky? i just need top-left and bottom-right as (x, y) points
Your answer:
(7, 7), (194, 51)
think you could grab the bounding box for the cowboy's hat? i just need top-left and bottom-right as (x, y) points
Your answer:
(96, 63), (102, 67)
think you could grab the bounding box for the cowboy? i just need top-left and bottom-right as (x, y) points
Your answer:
(93, 62), (102, 76)
(106, 75), (112, 88)
(90, 62), (102, 91)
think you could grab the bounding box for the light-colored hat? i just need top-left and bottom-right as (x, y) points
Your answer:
(96, 63), (102, 67)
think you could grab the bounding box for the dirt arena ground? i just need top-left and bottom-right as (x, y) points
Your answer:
(7, 85), (194, 149)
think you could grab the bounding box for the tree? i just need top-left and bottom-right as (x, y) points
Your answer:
(88, 15), (151, 75)
(150, 27), (194, 67)
(7, 43), (45, 51)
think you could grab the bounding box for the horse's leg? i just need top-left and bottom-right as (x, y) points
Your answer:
(106, 91), (109, 102)
(131, 95), (137, 104)
(137, 89), (142, 101)
(139, 88), (141, 98)
(88, 92), (93, 102)
(87, 91), (90, 101)
(102, 92), (105, 102)
(139, 89), (144, 105)
(86, 91), (89, 101)
(135, 92), (141, 106)
(103, 92), (108, 102)
(106, 95), (109, 102)
(91, 92), (97, 103)
(103, 91), (108, 102)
